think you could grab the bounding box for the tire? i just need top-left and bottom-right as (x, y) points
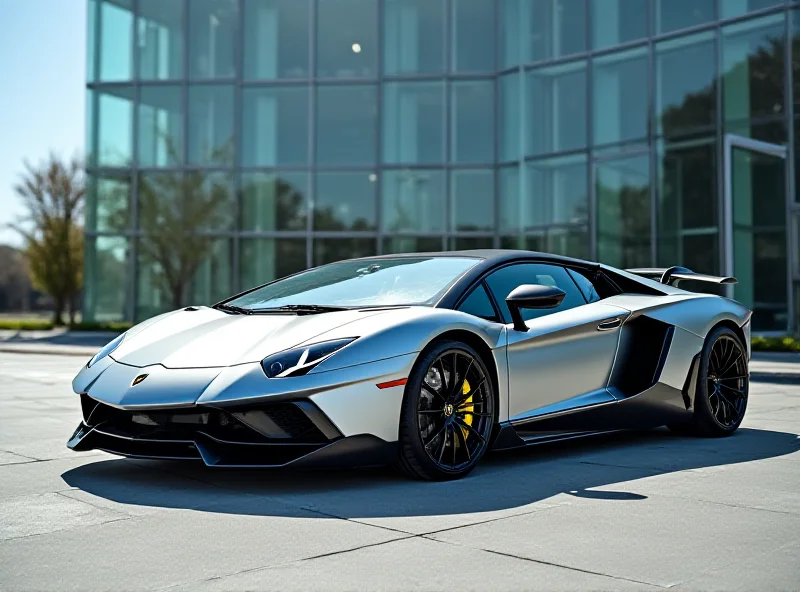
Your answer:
(396, 340), (496, 481)
(669, 325), (749, 437)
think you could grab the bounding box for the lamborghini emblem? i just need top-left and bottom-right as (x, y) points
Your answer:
(131, 374), (149, 387)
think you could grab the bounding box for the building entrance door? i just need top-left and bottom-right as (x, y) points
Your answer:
(723, 134), (788, 333)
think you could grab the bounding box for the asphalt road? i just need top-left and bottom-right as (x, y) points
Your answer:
(1, 352), (799, 591)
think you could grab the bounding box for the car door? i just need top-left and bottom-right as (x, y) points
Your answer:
(483, 263), (629, 422)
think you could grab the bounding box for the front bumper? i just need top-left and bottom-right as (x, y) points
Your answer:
(68, 352), (418, 465)
(67, 394), (396, 467)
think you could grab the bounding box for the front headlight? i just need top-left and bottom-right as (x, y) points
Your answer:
(87, 332), (126, 368)
(261, 338), (356, 378)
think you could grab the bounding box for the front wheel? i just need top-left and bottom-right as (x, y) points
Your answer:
(397, 341), (495, 481)
(671, 326), (749, 437)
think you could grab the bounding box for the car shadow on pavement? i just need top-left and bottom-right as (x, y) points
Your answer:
(61, 427), (800, 519)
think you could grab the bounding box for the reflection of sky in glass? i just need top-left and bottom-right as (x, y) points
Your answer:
(235, 257), (479, 308)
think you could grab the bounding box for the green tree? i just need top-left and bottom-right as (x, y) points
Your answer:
(10, 154), (84, 325)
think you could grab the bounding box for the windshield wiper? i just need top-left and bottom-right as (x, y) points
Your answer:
(215, 304), (253, 315)
(254, 304), (350, 315)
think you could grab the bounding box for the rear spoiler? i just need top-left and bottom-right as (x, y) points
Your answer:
(625, 266), (737, 287)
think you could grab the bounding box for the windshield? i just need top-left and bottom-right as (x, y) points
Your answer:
(226, 257), (480, 310)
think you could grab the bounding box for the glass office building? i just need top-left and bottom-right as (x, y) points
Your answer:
(85, 0), (800, 332)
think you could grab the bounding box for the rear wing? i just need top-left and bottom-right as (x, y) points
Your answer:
(625, 266), (737, 288)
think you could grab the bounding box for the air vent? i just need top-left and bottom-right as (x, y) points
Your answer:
(184, 306), (199, 311)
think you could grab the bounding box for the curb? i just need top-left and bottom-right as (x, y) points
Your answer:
(0, 347), (95, 357)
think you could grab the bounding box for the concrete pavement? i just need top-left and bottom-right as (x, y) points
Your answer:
(0, 352), (799, 590)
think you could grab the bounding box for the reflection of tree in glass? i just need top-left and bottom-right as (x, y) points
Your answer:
(660, 35), (787, 138)
(134, 136), (233, 310)
(240, 175), (306, 231)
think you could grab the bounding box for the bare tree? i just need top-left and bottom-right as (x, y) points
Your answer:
(10, 154), (85, 325)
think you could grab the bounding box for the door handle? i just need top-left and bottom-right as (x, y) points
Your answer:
(597, 317), (622, 331)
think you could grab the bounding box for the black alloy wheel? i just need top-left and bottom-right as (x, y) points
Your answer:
(672, 326), (749, 437)
(706, 333), (749, 429)
(398, 341), (495, 480)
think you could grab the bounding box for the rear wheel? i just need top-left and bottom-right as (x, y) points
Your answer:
(671, 326), (749, 437)
(397, 341), (495, 481)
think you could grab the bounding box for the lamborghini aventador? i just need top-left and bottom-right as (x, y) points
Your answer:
(68, 250), (752, 480)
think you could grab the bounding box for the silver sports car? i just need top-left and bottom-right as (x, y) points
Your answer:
(68, 250), (752, 480)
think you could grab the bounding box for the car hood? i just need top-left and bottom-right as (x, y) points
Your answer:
(109, 306), (389, 369)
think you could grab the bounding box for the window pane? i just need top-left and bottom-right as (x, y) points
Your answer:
(452, 0), (494, 72)
(314, 172), (377, 231)
(84, 236), (129, 322)
(458, 284), (498, 321)
(732, 147), (787, 331)
(382, 237), (444, 253)
(656, 31), (716, 138)
(383, 82), (444, 165)
(722, 14), (786, 127)
(451, 80), (494, 164)
(187, 239), (234, 305)
(137, 238), (233, 319)
(242, 87), (309, 166)
(137, 0), (183, 79)
(188, 85), (234, 166)
(528, 60), (587, 156)
(502, 0), (587, 66)
(655, 0), (715, 34)
(720, 0), (784, 19)
(451, 169), (494, 232)
(243, 0), (309, 80)
(241, 173), (307, 231)
(657, 138), (718, 269)
(382, 169), (445, 232)
(384, 0), (444, 75)
(591, 0), (648, 50)
(596, 153), (651, 268)
(500, 155), (588, 232)
(499, 72), (522, 161)
(188, 0), (237, 79)
(99, 0), (133, 80)
(316, 85), (377, 165)
(313, 238), (377, 266)
(139, 171), (234, 236)
(448, 236), (494, 250)
(485, 263), (586, 323)
(317, 0), (377, 78)
(139, 85), (183, 167)
(593, 47), (648, 146)
(548, 226), (589, 259)
(531, 0), (587, 62)
(96, 87), (134, 167)
(568, 268), (601, 302)
(241, 238), (307, 290)
(86, 172), (131, 232)
(87, 0), (98, 82)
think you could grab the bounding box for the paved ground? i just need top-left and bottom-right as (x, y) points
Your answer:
(0, 352), (798, 591)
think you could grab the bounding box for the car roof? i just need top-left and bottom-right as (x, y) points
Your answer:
(351, 249), (598, 269)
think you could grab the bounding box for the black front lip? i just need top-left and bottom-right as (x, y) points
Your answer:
(67, 422), (396, 468)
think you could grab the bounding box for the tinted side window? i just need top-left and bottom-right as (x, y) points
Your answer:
(457, 283), (499, 321)
(567, 268), (601, 303)
(485, 263), (586, 323)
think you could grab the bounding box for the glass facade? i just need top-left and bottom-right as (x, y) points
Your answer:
(85, 0), (800, 333)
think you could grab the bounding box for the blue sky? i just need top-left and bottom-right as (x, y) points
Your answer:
(0, 1), (86, 247)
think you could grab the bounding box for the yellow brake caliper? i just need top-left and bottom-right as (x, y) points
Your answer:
(459, 379), (474, 443)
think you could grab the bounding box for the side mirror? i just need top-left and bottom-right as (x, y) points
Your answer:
(506, 284), (566, 332)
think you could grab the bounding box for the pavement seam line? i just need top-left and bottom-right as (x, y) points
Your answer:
(0, 516), (133, 544)
(463, 545), (666, 589)
(54, 490), (133, 517)
(154, 535), (417, 591)
(664, 537), (800, 589)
